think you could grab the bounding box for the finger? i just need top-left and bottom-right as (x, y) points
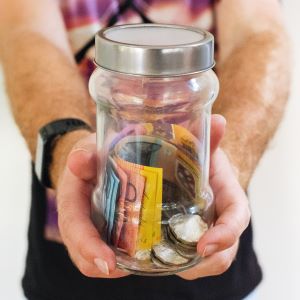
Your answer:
(57, 166), (116, 275)
(178, 241), (239, 280)
(210, 114), (226, 154)
(67, 133), (97, 182)
(68, 250), (130, 279)
(197, 150), (250, 256)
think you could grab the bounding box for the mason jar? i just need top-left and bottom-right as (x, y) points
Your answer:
(89, 24), (219, 275)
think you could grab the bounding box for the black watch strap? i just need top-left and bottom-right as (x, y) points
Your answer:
(35, 118), (92, 188)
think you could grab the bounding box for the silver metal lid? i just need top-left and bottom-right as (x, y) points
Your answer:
(95, 24), (214, 76)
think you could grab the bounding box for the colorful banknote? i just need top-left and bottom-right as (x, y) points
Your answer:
(138, 164), (163, 249)
(103, 159), (120, 243)
(109, 158), (128, 246)
(114, 157), (145, 257)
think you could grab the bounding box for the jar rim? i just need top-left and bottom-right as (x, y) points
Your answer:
(93, 62), (216, 78)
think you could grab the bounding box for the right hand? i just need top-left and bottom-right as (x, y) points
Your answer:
(56, 132), (129, 278)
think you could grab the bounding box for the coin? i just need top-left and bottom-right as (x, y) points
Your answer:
(151, 240), (189, 266)
(174, 245), (198, 259)
(150, 255), (169, 269)
(169, 214), (208, 246)
(167, 226), (197, 251)
(135, 249), (151, 261)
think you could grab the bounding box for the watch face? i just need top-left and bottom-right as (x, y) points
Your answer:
(35, 133), (45, 182)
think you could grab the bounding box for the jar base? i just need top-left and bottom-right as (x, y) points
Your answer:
(115, 249), (202, 276)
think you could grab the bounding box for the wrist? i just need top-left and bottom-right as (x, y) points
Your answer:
(50, 129), (92, 189)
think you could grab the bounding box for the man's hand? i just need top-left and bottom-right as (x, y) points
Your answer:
(178, 149), (250, 280)
(178, 114), (250, 280)
(56, 132), (128, 278)
(56, 114), (250, 279)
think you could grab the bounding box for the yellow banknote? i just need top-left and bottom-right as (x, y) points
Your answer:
(138, 165), (163, 249)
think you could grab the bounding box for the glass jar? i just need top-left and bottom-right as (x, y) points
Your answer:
(89, 24), (219, 275)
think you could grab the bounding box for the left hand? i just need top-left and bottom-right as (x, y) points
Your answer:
(178, 115), (251, 280)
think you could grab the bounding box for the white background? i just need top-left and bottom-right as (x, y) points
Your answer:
(0, 1), (299, 299)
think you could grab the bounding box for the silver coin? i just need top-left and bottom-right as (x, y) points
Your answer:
(150, 255), (170, 269)
(151, 241), (189, 266)
(169, 214), (208, 246)
(167, 226), (196, 251)
(134, 249), (151, 261)
(173, 242), (198, 259)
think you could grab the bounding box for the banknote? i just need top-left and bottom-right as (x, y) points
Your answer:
(111, 122), (201, 161)
(115, 135), (162, 166)
(113, 133), (200, 208)
(144, 122), (201, 163)
(175, 149), (204, 208)
(101, 169), (108, 216)
(146, 124), (202, 203)
(171, 124), (201, 162)
(109, 157), (128, 246)
(103, 167), (111, 227)
(113, 157), (163, 254)
(104, 160), (120, 242)
(113, 134), (177, 173)
(109, 124), (148, 151)
(114, 157), (146, 257)
(108, 169), (120, 242)
(113, 135), (165, 245)
(138, 165), (163, 249)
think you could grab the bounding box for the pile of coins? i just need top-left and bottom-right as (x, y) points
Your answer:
(150, 213), (208, 267)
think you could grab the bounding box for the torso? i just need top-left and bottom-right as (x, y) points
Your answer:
(22, 2), (263, 299)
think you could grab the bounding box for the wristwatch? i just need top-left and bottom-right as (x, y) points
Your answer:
(35, 118), (92, 188)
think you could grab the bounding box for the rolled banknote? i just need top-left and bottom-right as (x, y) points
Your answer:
(114, 157), (163, 254)
(113, 134), (204, 208)
(103, 159), (120, 242)
(114, 157), (145, 257)
(109, 157), (128, 246)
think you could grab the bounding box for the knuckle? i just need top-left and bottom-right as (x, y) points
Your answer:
(227, 226), (238, 245)
(217, 222), (238, 247)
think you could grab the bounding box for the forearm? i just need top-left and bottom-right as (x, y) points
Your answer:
(0, 1), (93, 186)
(213, 27), (291, 188)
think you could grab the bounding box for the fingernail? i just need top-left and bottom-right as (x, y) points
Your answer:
(71, 148), (92, 155)
(94, 258), (109, 275)
(202, 244), (219, 257)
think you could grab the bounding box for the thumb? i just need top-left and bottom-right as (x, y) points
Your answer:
(67, 133), (97, 182)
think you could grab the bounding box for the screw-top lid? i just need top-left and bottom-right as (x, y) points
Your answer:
(95, 24), (214, 76)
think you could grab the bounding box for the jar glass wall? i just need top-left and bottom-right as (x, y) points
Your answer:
(89, 24), (219, 275)
(89, 68), (219, 275)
